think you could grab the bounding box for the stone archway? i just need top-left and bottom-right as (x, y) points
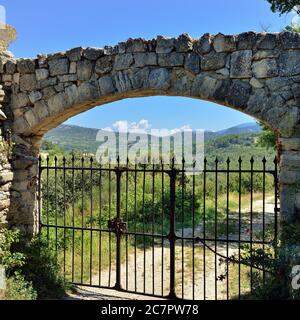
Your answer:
(1, 29), (300, 234)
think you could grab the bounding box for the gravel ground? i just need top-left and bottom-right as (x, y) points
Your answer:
(67, 196), (276, 300)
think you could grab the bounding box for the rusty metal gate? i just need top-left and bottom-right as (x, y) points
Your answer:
(38, 156), (279, 300)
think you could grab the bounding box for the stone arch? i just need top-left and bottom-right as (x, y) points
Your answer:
(1, 31), (300, 233)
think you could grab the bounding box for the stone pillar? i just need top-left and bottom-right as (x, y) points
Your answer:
(0, 25), (17, 230)
(278, 137), (300, 224)
(9, 135), (41, 234)
(0, 138), (12, 229)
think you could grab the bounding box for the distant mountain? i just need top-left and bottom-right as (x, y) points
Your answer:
(217, 122), (261, 135)
(43, 122), (262, 153)
(44, 124), (100, 153)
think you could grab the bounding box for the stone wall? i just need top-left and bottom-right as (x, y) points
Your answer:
(1, 30), (300, 233)
(0, 49), (15, 231)
(0, 127), (12, 229)
(9, 32), (300, 137)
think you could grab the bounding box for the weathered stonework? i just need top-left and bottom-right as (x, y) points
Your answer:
(1, 30), (300, 234)
(0, 25), (17, 232)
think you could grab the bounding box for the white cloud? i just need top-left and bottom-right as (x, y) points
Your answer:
(169, 125), (192, 135)
(102, 120), (192, 136)
(104, 119), (151, 133)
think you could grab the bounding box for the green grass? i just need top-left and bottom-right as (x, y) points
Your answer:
(41, 188), (274, 296)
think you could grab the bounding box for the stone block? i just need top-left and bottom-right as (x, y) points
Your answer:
(42, 86), (56, 99)
(29, 91), (42, 104)
(34, 100), (50, 119)
(17, 59), (36, 74)
(98, 75), (115, 95)
(0, 171), (14, 185)
(57, 74), (78, 82)
(66, 47), (82, 61)
(24, 109), (38, 127)
(158, 52), (184, 67)
(114, 54), (134, 71)
(253, 50), (279, 61)
(213, 33), (236, 52)
(252, 59), (278, 78)
(20, 74), (37, 91)
(280, 32), (300, 49)
(250, 77), (264, 88)
(77, 60), (93, 81)
(35, 68), (49, 81)
(48, 58), (69, 76)
(175, 33), (193, 52)
(69, 62), (77, 74)
(226, 80), (251, 109)
(201, 52), (226, 71)
(279, 51), (300, 77)
(47, 92), (68, 113)
(230, 50), (252, 78)
(129, 67), (150, 89)
(156, 36), (175, 54)
(113, 71), (132, 92)
(95, 56), (113, 74)
(13, 73), (20, 84)
(5, 60), (16, 74)
(83, 47), (103, 60)
(265, 77), (290, 91)
(134, 53), (157, 67)
(236, 32), (257, 50)
(11, 92), (30, 109)
(191, 74), (219, 99)
(125, 38), (147, 52)
(194, 33), (212, 54)
(38, 77), (57, 89)
(184, 52), (200, 74)
(256, 33), (277, 50)
(77, 81), (100, 102)
(216, 68), (229, 77)
(2, 74), (12, 82)
(148, 68), (171, 90)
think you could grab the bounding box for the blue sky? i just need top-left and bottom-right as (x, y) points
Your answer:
(3, 0), (295, 131)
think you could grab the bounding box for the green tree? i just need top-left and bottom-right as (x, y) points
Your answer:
(286, 23), (300, 32)
(41, 140), (65, 155)
(256, 122), (277, 149)
(267, 0), (300, 15)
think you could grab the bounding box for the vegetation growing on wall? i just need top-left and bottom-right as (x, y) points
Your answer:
(256, 122), (277, 150)
(0, 229), (71, 300)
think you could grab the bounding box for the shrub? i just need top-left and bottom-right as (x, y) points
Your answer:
(226, 220), (300, 300)
(15, 236), (69, 299)
(6, 272), (37, 300)
(0, 228), (70, 300)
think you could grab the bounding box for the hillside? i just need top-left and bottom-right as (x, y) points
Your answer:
(217, 122), (261, 135)
(43, 122), (261, 152)
(42, 122), (274, 167)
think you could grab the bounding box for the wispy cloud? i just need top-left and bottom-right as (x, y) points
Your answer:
(102, 120), (192, 136)
(103, 119), (151, 133)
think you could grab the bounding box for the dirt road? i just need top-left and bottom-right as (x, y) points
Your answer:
(67, 196), (276, 300)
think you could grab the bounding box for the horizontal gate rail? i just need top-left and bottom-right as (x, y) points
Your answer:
(38, 223), (277, 246)
(38, 155), (279, 300)
(40, 165), (276, 174)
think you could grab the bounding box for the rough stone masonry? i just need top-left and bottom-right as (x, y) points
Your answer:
(1, 26), (300, 234)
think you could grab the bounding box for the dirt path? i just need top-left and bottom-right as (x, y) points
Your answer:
(67, 196), (276, 300)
